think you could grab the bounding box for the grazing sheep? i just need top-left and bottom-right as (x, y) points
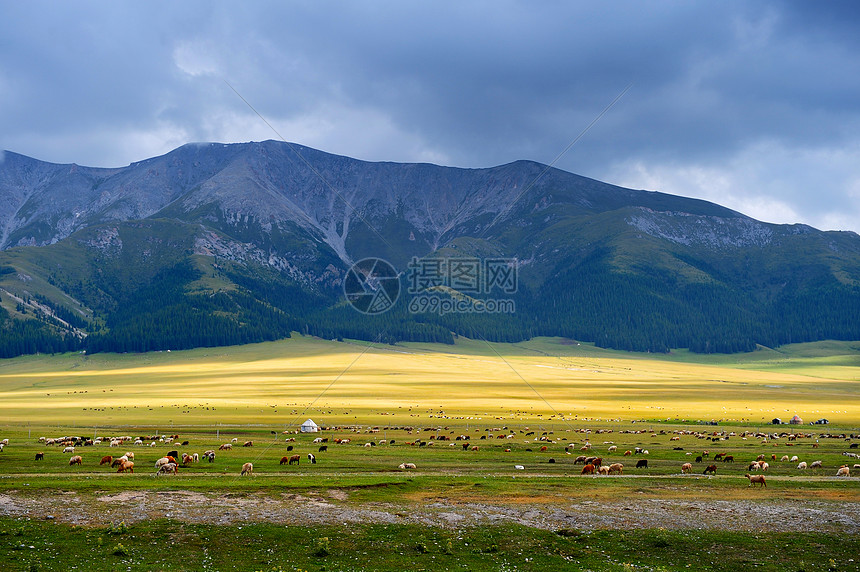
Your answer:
(157, 462), (178, 475)
(155, 457), (172, 469)
(34, 452), (44, 461)
(598, 465), (610, 475)
(748, 461), (761, 471)
(810, 460), (822, 469)
(124, 452), (134, 460)
(623, 450), (632, 456)
(608, 445), (617, 453)
(319, 445), (328, 453)
(231, 438), (238, 443)
(69, 455), (83, 466)
(797, 461), (808, 470)
(760, 462), (769, 472)
(703, 464), (717, 475)
(790, 455), (799, 462)
(608, 463), (624, 475)
(117, 460), (134, 473)
(399, 462), (417, 469)
(745, 473), (766, 487)
(681, 463), (693, 474)
(243, 441), (253, 447)
(580, 464), (595, 475)
(100, 455), (113, 466)
(781, 455), (790, 462)
(279, 456), (290, 465)
(241, 462), (253, 476)
(307, 453), (316, 464)
(63, 446), (75, 454)
(219, 443), (233, 451)
(836, 466), (850, 477)
(635, 459), (648, 469)
(289, 454), (301, 465)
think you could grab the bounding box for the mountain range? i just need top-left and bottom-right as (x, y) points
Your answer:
(1, 140), (859, 357)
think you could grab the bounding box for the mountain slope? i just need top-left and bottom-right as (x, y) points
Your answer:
(1, 140), (859, 357)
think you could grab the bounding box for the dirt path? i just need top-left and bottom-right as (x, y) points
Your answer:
(2, 489), (858, 532)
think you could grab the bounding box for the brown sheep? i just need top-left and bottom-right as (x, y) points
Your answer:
(289, 454), (301, 465)
(608, 463), (624, 475)
(279, 456), (290, 465)
(241, 462), (253, 475)
(681, 462), (693, 474)
(745, 473), (766, 487)
(580, 464), (595, 475)
(100, 455), (113, 466)
(117, 460), (134, 473)
(69, 455), (83, 466)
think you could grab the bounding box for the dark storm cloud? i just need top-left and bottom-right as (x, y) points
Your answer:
(1, 1), (858, 230)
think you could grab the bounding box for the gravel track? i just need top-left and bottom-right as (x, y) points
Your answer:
(2, 489), (858, 533)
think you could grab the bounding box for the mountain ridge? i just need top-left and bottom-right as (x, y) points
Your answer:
(1, 140), (858, 358)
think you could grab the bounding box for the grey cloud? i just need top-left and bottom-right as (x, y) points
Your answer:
(0, 1), (857, 230)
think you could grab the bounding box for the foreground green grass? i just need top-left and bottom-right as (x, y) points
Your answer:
(1, 518), (856, 572)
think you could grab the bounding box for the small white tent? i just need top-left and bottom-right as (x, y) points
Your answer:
(300, 419), (319, 433)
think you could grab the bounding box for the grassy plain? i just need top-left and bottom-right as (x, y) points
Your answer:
(0, 335), (858, 429)
(0, 336), (858, 571)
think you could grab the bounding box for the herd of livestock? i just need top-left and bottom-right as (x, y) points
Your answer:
(1, 427), (858, 482)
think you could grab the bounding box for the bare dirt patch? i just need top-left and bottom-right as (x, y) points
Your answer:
(2, 490), (858, 533)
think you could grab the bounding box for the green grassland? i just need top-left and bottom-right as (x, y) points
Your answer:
(2, 519), (858, 572)
(0, 336), (858, 571)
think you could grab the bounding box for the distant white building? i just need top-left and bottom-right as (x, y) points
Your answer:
(300, 419), (320, 433)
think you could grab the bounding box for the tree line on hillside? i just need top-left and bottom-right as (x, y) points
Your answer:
(2, 258), (859, 358)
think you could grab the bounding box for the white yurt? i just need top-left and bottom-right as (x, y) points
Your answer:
(300, 419), (320, 433)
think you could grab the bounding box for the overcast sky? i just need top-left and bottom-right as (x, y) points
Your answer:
(2, 2), (859, 232)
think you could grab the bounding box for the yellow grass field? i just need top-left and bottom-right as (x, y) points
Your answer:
(0, 335), (858, 429)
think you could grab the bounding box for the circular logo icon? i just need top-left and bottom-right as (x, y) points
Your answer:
(343, 257), (400, 315)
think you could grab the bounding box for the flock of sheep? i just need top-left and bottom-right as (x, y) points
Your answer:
(1, 427), (858, 481)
